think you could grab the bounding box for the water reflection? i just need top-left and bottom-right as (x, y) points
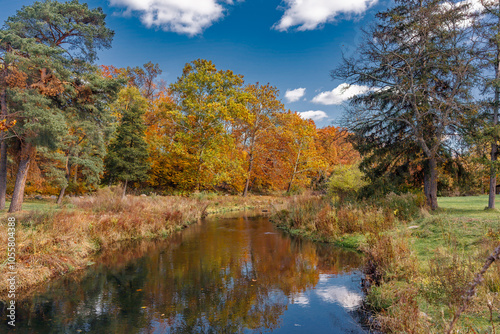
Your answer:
(3, 215), (367, 333)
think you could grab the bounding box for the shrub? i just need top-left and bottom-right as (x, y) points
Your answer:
(382, 192), (426, 221)
(327, 164), (367, 204)
(375, 283), (431, 333)
(270, 196), (398, 243)
(362, 232), (418, 286)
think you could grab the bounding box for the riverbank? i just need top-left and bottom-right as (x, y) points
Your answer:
(0, 187), (300, 298)
(270, 194), (500, 333)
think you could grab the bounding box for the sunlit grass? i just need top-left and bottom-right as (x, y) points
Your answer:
(438, 194), (500, 217)
(364, 196), (500, 332)
(1, 199), (57, 213)
(409, 195), (500, 262)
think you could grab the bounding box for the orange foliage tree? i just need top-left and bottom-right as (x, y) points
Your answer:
(312, 126), (360, 190)
(147, 59), (250, 192)
(234, 83), (285, 196)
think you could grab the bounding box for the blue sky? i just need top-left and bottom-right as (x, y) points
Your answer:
(0, 0), (391, 128)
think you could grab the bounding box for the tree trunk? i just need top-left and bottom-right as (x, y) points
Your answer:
(73, 164), (78, 183)
(0, 87), (8, 210)
(57, 156), (71, 205)
(424, 170), (430, 202)
(488, 44), (500, 209)
(122, 179), (128, 198)
(242, 154), (254, 197)
(489, 141), (497, 209)
(287, 147), (302, 193)
(9, 142), (35, 213)
(195, 152), (204, 192)
(57, 186), (66, 205)
(0, 139), (7, 210)
(426, 157), (439, 210)
(287, 174), (295, 193)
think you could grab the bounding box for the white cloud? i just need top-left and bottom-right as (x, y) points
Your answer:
(452, 0), (484, 28)
(274, 0), (378, 31)
(461, 0), (484, 12)
(285, 88), (306, 102)
(109, 0), (239, 36)
(312, 83), (372, 105)
(298, 110), (328, 122)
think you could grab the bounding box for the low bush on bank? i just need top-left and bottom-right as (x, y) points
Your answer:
(365, 238), (500, 333)
(270, 192), (424, 243)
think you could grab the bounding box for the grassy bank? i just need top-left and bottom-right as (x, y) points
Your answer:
(370, 195), (500, 333)
(0, 187), (296, 298)
(270, 194), (500, 333)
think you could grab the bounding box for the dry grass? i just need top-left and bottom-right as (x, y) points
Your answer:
(0, 187), (295, 298)
(270, 195), (401, 243)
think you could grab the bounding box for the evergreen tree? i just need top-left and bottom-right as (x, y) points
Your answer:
(50, 66), (122, 204)
(333, 0), (478, 210)
(473, 0), (500, 209)
(105, 86), (150, 197)
(0, 0), (114, 211)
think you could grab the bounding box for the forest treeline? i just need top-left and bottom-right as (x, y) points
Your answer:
(98, 60), (360, 197)
(0, 1), (359, 212)
(2, 0), (500, 213)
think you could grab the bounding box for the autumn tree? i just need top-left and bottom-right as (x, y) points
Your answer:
(328, 164), (367, 204)
(246, 111), (322, 193)
(101, 62), (164, 103)
(334, 0), (478, 209)
(124, 62), (164, 102)
(165, 59), (249, 191)
(313, 126), (359, 191)
(278, 112), (323, 193)
(237, 83), (284, 196)
(104, 86), (149, 197)
(1, 0), (114, 212)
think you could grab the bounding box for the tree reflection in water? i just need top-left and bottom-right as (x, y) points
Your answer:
(7, 215), (364, 333)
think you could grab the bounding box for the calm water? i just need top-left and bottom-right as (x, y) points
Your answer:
(4, 214), (369, 333)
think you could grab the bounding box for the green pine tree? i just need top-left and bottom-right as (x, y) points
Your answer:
(0, 0), (115, 212)
(105, 86), (150, 197)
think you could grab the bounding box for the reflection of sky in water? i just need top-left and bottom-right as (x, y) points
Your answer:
(291, 292), (310, 306)
(290, 284), (363, 311)
(315, 286), (363, 310)
(314, 274), (363, 310)
(283, 274), (366, 334)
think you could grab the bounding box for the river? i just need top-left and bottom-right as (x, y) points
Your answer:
(6, 213), (370, 333)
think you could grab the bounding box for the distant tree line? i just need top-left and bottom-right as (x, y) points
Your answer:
(0, 0), (359, 211)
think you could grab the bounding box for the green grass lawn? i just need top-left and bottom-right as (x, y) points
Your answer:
(1, 199), (57, 214)
(438, 194), (500, 217)
(410, 195), (500, 263)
